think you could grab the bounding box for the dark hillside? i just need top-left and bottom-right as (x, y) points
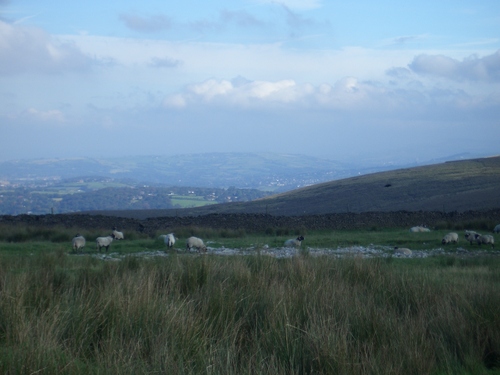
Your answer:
(82, 156), (500, 219)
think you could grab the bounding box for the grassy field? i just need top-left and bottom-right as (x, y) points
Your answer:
(170, 194), (217, 209)
(1, 222), (497, 252)
(0, 226), (499, 374)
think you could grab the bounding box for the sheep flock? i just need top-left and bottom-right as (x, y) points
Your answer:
(70, 224), (498, 255)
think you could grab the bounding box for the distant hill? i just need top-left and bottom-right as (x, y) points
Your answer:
(0, 152), (483, 192)
(0, 153), (348, 191)
(85, 156), (500, 218)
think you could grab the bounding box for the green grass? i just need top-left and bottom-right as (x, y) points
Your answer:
(0, 242), (499, 374)
(170, 194), (217, 208)
(164, 228), (491, 253)
(0, 224), (496, 255)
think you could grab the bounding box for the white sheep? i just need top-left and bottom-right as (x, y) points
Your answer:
(112, 227), (124, 240)
(441, 232), (459, 245)
(475, 234), (495, 248)
(72, 234), (86, 252)
(96, 236), (114, 252)
(284, 235), (305, 247)
(409, 226), (430, 233)
(494, 224), (500, 234)
(394, 247), (412, 255)
(186, 236), (207, 252)
(164, 233), (176, 248)
(464, 230), (480, 245)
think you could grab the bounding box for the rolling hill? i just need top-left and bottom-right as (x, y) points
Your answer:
(82, 155), (500, 219)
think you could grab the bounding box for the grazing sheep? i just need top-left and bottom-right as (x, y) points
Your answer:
(441, 232), (459, 245)
(112, 227), (124, 240)
(186, 236), (207, 252)
(284, 235), (305, 247)
(394, 247), (412, 255)
(96, 236), (114, 252)
(164, 233), (176, 248)
(72, 234), (86, 252)
(494, 224), (500, 234)
(409, 226), (430, 233)
(475, 234), (495, 248)
(464, 230), (480, 245)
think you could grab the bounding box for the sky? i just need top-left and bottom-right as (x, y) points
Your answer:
(1, 0), (499, 164)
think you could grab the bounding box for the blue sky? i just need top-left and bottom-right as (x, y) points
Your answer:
(1, 0), (499, 163)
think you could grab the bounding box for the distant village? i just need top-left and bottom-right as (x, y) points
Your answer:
(0, 176), (280, 215)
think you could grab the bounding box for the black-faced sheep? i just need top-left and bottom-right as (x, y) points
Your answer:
(284, 235), (305, 247)
(465, 230), (479, 245)
(475, 234), (495, 248)
(72, 234), (86, 252)
(96, 236), (113, 252)
(494, 224), (500, 234)
(441, 232), (459, 245)
(112, 227), (124, 240)
(186, 236), (207, 252)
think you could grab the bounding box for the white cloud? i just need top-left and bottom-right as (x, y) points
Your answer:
(162, 75), (500, 116)
(163, 94), (186, 108)
(0, 20), (92, 75)
(119, 13), (172, 33)
(164, 78), (311, 108)
(190, 79), (233, 99)
(409, 50), (500, 82)
(25, 108), (65, 123)
(245, 79), (297, 98)
(149, 56), (182, 68)
(163, 77), (354, 109)
(386, 67), (412, 79)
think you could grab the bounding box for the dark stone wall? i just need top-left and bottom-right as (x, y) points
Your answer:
(1, 209), (499, 236)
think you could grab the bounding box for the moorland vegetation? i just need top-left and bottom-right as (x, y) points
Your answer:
(0, 223), (499, 374)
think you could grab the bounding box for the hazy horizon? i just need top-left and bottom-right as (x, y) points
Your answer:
(1, 1), (499, 163)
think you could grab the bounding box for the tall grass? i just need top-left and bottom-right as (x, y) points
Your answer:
(0, 250), (499, 374)
(0, 224), (150, 243)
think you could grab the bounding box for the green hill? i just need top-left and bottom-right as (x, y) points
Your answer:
(84, 156), (500, 219)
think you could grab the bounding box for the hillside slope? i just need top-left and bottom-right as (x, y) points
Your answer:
(83, 156), (500, 218)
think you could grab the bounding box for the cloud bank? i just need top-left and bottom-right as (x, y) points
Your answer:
(0, 21), (91, 75)
(162, 74), (497, 116)
(410, 50), (500, 82)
